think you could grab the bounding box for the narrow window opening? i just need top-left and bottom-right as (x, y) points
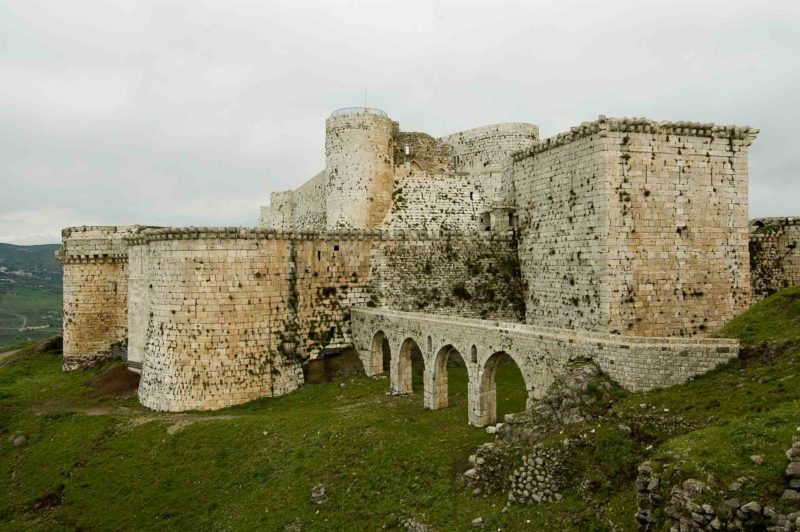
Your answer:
(317, 250), (321, 261)
(427, 336), (432, 351)
(470, 345), (478, 363)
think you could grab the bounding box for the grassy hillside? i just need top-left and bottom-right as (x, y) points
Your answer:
(0, 243), (62, 348)
(1, 286), (798, 530)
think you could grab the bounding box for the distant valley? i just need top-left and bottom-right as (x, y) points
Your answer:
(0, 243), (62, 349)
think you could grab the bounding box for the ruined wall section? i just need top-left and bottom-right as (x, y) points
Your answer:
(603, 118), (754, 336)
(510, 133), (611, 331)
(325, 111), (397, 229)
(750, 217), (800, 299)
(58, 226), (133, 370)
(440, 123), (539, 177)
(393, 132), (453, 174)
(381, 172), (500, 233)
(368, 232), (524, 322)
(511, 117), (757, 337)
(259, 172), (327, 230)
(293, 237), (372, 356)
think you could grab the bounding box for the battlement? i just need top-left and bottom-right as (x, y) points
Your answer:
(123, 225), (517, 244)
(511, 116), (759, 161)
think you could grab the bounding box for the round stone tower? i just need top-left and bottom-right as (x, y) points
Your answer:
(325, 108), (397, 229)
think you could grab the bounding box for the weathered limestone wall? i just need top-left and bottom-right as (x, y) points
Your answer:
(381, 172), (501, 233)
(368, 232), (524, 322)
(325, 110), (397, 229)
(126, 227), (523, 411)
(133, 230), (303, 411)
(511, 134), (610, 332)
(259, 172), (327, 230)
(293, 237), (372, 355)
(750, 217), (800, 299)
(604, 119), (753, 336)
(351, 308), (739, 426)
(511, 117), (757, 337)
(58, 226), (133, 370)
(440, 123), (539, 176)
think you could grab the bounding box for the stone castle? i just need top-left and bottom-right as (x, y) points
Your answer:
(57, 108), (799, 424)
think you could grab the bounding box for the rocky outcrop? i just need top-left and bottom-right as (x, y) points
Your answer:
(635, 433), (800, 531)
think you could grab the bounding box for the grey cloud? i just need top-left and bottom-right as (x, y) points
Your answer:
(1, 0), (798, 244)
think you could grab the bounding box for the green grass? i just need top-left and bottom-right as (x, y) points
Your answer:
(717, 285), (800, 346)
(2, 286), (800, 530)
(0, 353), (534, 531)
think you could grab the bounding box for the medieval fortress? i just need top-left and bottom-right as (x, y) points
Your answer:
(57, 108), (799, 424)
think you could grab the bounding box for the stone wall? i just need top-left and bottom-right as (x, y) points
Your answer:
(259, 172), (327, 230)
(368, 232), (524, 322)
(393, 131), (453, 174)
(131, 230), (304, 411)
(750, 217), (800, 299)
(511, 117), (757, 337)
(125, 227), (522, 411)
(58, 226), (133, 370)
(440, 123), (539, 176)
(381, 172), (501, 233)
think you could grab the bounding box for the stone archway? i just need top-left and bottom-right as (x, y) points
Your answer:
(427, 344), (467, 410)
(392, 337), (424, 395)
(475, 351), (528, 426)
(369, 330), (391, 375)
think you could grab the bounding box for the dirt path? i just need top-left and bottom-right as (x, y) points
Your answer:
(0, 348), (22, 362)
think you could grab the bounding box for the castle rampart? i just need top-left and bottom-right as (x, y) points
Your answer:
(115, 227), (521, 410)
(510, 117), (757, 337)
(58, 226), (134, 370)
(440, 123), (539, 176)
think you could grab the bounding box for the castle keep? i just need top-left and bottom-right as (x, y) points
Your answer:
(58, 108), (794, 422)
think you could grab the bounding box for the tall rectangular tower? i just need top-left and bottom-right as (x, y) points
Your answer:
(511, 117), (757, 337)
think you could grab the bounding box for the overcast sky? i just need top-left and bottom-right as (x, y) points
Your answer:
(1, 0), (798, 244)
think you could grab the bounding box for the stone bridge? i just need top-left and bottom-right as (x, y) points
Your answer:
(350, 308), (739, 426)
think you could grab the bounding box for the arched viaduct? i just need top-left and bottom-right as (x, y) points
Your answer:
(350, 308), (739, 426)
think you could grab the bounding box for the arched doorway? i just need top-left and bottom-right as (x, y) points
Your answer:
(393, 337), (425, 395)
(370, 331), (391, 374)
(429, 344), (468, 410)
(477, 351), (528, 426)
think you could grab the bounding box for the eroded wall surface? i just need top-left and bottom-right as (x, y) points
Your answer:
(750, 217), (800, 299)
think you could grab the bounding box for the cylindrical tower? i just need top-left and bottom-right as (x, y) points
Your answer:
(325, 108), (397, 229)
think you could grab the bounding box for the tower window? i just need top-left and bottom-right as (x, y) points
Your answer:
(333, 245), (340, 252)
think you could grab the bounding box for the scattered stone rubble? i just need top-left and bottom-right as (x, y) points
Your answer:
(507, 446), (565, 505)
(497, 355), (614, 446)
(464, 356), (611, 505)
(635, 432), (800, 531)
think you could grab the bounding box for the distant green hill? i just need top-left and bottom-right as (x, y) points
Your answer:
(0, 243), (62, 348)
